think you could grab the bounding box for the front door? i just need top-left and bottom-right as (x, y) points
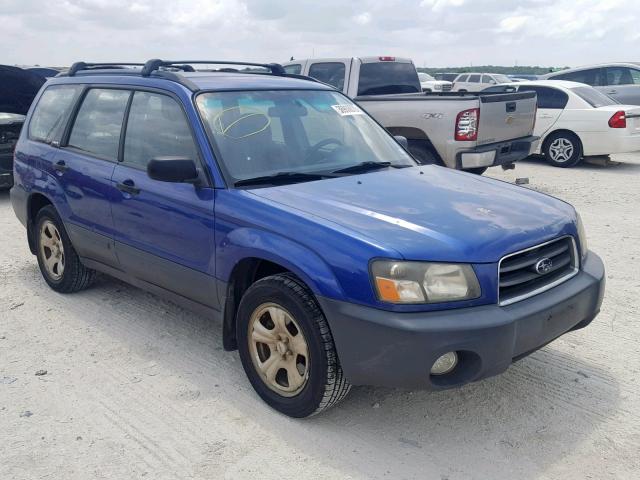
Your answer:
(110, 90), (218, 309)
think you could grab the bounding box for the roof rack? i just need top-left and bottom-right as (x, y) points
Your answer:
(141, 59), (286, 77)
(66, 62), (145, 76)
(59, 59), (319, 91)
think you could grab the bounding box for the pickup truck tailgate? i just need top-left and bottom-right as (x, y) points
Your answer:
(477, 91), (536, 145)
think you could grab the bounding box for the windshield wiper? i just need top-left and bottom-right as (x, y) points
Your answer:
(332, 161), (392, 174)
(234, 171), (329, 187)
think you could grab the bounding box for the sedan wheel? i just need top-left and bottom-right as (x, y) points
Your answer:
(543, 132), (582, 168)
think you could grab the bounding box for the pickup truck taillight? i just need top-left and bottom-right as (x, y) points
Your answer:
(455, 108), (480, 141)
(609, 111), (626, 128)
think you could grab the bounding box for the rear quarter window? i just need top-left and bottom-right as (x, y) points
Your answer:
(28, 85), (83, 144)
(284, 64), (302, 75)
(308, 63), (346, 90)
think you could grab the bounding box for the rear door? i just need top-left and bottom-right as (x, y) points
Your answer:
(476, 90), (537, 144)
(307, 61), (350, 93)
(53, 87), (129, 267)
(603, 66), (640, 105)
(518, 86), (567, 136)
(110, 89), (218, 309)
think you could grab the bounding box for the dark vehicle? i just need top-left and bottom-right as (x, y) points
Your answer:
(25, 67), (62, 79)
(11, 60), (604, 418)
(0, 65), (45, 189)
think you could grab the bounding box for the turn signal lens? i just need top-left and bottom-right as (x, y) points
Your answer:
(375, 277), (425, 303)
(608, 110), (626, 129)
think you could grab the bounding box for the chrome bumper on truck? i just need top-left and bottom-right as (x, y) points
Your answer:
(318, 252), (605, 389)
(457, 135), (538, 170)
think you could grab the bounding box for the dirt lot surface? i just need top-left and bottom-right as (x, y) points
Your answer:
(1, 154), (639, 480)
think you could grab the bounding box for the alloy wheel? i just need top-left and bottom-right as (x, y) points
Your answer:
(39, 220), (65, 280)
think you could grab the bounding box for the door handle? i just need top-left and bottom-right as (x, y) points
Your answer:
(116, 179), (141, 195)
(53, 160), (69, 173)
(607, 89), (618, 95)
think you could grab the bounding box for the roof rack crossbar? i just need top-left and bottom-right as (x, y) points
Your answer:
(141, 59), (285, 77)
(67, 62), (145, 77)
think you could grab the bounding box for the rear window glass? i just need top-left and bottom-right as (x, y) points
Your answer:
(28, 85), (83, 144)
(357, 62), (421, 96)
(67, 89), (130, 161)
(572, 86), (617, 108)
(519, 86), (569, 109)
(308, 63), (346, 90)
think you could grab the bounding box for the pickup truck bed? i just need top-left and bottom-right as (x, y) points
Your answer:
(357, 90), (538, 170)
(284, 56), (538, 172)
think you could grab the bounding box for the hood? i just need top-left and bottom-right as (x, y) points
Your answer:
(249, 166), (576, 263)
(0, 65), (46, 115)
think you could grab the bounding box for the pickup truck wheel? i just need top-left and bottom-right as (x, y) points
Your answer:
(237, 273), (351, 417)
(35, 205), (96, 293)
(543, 132), (582, 168)
(465, 167), (488, 175)
(408, 143), (439, 165)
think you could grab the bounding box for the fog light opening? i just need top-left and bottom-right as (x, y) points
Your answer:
(430, 352), (458, 376)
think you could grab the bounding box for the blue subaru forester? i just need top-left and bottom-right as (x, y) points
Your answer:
(11, 60), (605, 417)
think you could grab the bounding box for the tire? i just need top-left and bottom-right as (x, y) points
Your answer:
(237, 273), (351, 417)
(35, 205), (96, 293)
(408, 142), (439, 166)
(465, 167), (488, 175)
(543, 132), (582, 168)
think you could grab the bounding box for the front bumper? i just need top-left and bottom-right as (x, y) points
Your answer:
(318, 252), (605, 389)
(456, 135), (538, 169)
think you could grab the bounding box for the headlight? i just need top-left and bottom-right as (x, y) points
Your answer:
(371, 260), (481, 304)
(434, 84), (443, 90)
(576, 211), (588, 259)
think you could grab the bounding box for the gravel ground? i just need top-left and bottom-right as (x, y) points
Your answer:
(1, 154), (639, 480)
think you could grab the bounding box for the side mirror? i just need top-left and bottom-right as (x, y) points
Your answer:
(147, 156), (199, 184)
(394, 135), (409, 149)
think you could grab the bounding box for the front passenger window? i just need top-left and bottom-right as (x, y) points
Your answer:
(123, 91), (199, 170)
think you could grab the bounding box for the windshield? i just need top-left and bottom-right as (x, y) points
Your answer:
(492, 74), (512, 84)
(196, 89), (416, 185)
(418, 73), (436, 82)
(571, 86), (618, 108)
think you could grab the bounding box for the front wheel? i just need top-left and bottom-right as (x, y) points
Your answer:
(237, 273), (351, 417)
(543, 132), (582, 167)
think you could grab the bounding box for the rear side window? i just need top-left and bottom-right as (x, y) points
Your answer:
(456, 75), (468, 82)
(519, 86), (569, 109)
(123, 91), (199, 170)
(357, 62), (421, 96)
(284, 64), (302, 75)
(28, 85), (82, 144)
(606, 67), (639, 85)
(308, 62), (346, 90)
(468, 74), (481, 83)
(572, 86), (617, 108)
(67, 89), (130, 161)
(552, 68), (603, 86)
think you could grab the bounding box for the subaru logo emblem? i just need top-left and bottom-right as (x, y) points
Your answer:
(535, 258), (553, 275)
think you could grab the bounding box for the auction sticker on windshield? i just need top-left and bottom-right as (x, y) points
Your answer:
(332, 104), (364, 116)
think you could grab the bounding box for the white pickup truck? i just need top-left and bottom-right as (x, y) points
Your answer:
(283, 57), (538, 174)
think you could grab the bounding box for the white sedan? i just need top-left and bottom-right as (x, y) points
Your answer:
(418, 72), (452, 92)
(483, 80), (640, 167)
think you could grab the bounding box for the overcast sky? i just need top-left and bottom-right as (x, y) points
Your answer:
(2, 0), (638, 68)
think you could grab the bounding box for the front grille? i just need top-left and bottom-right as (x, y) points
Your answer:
(499, 236), (578, 306)
(442, 84), (452, 92)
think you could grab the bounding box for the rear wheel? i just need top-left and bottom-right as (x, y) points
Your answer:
(35, 205), (96, 293)
(237, 273), (350, 417)
(408, 142), (440, 166)
(543, 132), (582, 168)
